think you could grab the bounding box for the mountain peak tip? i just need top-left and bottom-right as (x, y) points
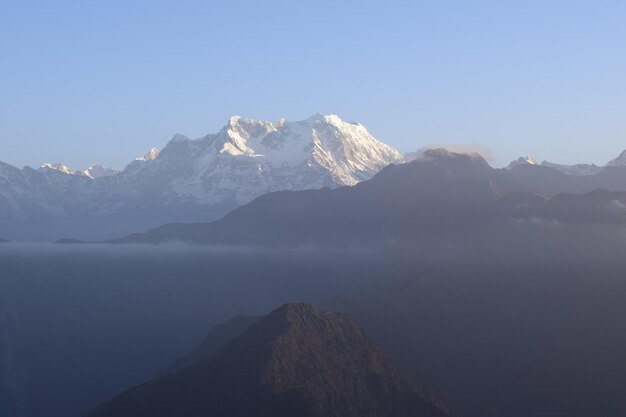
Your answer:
(415, 148), (487, 163)
(39, 163), (74, 175)
(507, 155), (538, 169)
(305, 113), (343, 124)
(170, 134), (190, 143)
(227, 115), (244, 125)
(267, 303), (320, 322)
(135, 147), (160, 161)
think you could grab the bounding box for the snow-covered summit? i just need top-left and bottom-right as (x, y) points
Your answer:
(0, 114), (403, 241)
(39, 162), (119, 178)
(507, 156), (537, 169)
(79, 164), (119, 178)
(154, 113), (404, 192)
(39, 163), (74, 175)
(135, 147), (160, 161)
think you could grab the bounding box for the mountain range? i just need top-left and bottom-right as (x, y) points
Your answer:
(0, 114), (402, 241)
(505, 150), (626, 177)
(109, 148), (626, 256)
(3, 113), (626, 242)
(86, 303), (446, 417)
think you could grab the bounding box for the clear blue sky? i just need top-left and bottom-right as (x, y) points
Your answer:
(1, 1), (625, 169)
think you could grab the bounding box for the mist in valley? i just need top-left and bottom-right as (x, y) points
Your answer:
(1, 240), (626, 417)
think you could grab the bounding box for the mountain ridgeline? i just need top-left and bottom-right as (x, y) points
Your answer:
(3, 135), (626, 417)
(86, 304), (446, 417)
(3, 114), (626, 242)
(0, 114), (402, 242)
(112, 148), (626, 258)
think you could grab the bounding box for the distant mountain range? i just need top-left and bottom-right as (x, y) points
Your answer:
(506, 150), (626, 177)
(86, 304), (446, 417)
(111, 148), (626, 253)
(0, 114), (402, 241)
(506, 162), (626, 197)
(3, 114), (626, 242)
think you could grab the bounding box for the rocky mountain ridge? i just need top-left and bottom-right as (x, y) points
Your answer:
(87, 303), (446, 417)
(0, 114), (402, 241)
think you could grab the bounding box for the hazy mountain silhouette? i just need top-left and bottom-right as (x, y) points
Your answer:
(508, 163), (626, 197)
(111, 149), (626, 249)
(86, 304), (446, 417)
(111, 149), (523, 245)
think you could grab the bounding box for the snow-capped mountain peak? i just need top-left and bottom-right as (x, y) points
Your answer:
(0, 114), (403, 241)
(39, 162), (119, 179)
(79, 164), (119, 179)
(154, 114), (403, 186)
(39, 163), (74, 175)
(128, 114), (403, 206)
(219, 116), (277, 156)
(507, 156), (537, 169)
(135, 147), (160, 161)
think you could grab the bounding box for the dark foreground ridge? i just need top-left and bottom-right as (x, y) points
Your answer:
(86, 303), (447, 417)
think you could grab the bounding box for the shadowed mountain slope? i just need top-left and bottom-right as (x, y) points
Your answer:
(508, 163), (626, 197)
(112, 149), (626, 250)
(112, 149), (523, 246)
(86, 304), (446, 417)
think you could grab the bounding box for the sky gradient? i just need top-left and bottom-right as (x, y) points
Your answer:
(1, 1), (625, 170)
